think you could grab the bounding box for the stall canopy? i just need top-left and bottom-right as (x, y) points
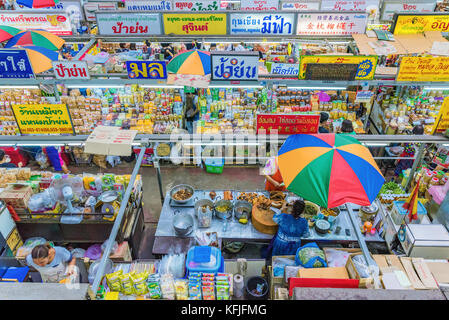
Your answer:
(5, 30), (65, 51)
(16, 0), (59, 9)
(167, 50), (211, 75)
(14, 45), (60, 74)
(277, 134), (384, 208)
(0, 26), (23, 42)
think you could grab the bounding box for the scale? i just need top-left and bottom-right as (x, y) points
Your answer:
(169, 198), (195, 207)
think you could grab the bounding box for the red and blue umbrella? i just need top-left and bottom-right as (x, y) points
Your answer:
(0, 26), (23, 43)
(16, 0), (59, 8)
(277, 133), (385, 208)
(5, 30), (65, 51)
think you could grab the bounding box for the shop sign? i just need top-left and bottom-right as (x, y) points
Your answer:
(84, 2), (116, 21)
(280, 1), (320, 11)
(240, 0), (279, 11)
(211, 52), (259, 81)
(296, 13), (368, 36)
(52, 61), (90, 80)
(11, 104), (74, 135)
(355, 90), (374, 103)
(96, 13), (162, 35)
(0, 12), (72, 35)
(299, 55), (377, 80)
(230, 13), (294, 35)
(366, 23), (391, 31)
(381, 1), (437, 22)
(173, 0), (220, 11)
(397, 56), (449, 82)
(432, 97), (449, 134)
(271, 63), (299, 75)
(0, 49), (34, 79)
(321, 0), (380, 16)
(163, 13), (227, 35)
(392, 13), (449, 35)
(125, 61), (167, 79)
(125, 0), (172, 11)
(13, 1), (85, 21)
(256, 114), (320, 134)
(305, 63), (358, 81)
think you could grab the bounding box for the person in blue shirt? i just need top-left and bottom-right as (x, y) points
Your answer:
(26, 243), (77, 283)
(271, 200), (309, 256)
(318, 112), (330, 133)
(185, 91), (199, 134)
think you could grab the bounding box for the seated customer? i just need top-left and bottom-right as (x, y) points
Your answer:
(340, 119), (355, 134)
(318, 112), (329, 133)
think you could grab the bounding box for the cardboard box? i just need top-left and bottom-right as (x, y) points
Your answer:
(323, 247), (361, 267)
(0, 185), (33, 209)
(298, 267), (349, 279)
(345, 253), (374, 288)
(373, 254), (407, 275)
(270, 255), (295, 299)
(400, 257), (426, 290)
(426, 262), (449, 284)
(84, 126), (137, 156)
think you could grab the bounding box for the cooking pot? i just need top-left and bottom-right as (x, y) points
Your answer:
(214, 199), (233, 220)
(234, 200), (252, 221)
(169, 184), (195, 204)
(194, 199), (214, 218)
(172, 211), (194, 236)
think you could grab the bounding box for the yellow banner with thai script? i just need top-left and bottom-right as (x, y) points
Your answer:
(299, 55), (377, 80)
(432, 97), (449, 134)
(12, 104), (74, 135)
(163, 13), (227, 35)
(393, 14), (449, 35)
(396, 57), (449, 82)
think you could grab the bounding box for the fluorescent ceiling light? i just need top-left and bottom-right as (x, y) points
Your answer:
(285, 86), (347, 90)
(184, 142), (261, 146)
(140, 85), (184, 88)
(66, 85), (126, 89)
(0, 85), (39, 89)
(423, 87), (449, 91)
(209, 85), (263, 89)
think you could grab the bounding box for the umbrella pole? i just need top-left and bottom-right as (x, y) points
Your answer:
(346, 204), (381, 288)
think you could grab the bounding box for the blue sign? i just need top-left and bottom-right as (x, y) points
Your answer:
(0, 49), (35, 79)
(211, 53), (259, 81)
(126, 61), (167, 79)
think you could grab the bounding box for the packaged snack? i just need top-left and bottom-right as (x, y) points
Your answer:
(120, 272), (135, 295)
(174, 279), (189, 300)
(105, 270), (123, 292)
(216, 285), (230, 300)
(160, 274), (175, 300)
(202, 285), (215, 300)
(132, 272), (149, 296)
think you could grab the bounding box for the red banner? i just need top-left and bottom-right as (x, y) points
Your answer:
(256, 114), (320, 134)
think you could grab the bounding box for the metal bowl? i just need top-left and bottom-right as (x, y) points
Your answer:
(173, 212), (194, 236)
(214, 199), (233, 220)
(194, 199), (214, 218)
(234, 200), (252, 221)
(169, 184), (195, 204)
(315, 219), (331, 234)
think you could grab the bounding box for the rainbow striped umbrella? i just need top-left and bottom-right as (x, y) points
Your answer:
(277, 133), (384, 208)
(0, 26), (23, 43)
(15, 45), (60, 74)
(167, 50), (210, 75)
(16, 0), (58, 8)
(5, 30), (65, 51)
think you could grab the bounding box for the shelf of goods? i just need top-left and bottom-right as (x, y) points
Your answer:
(0, 168), (144, 252)
(0, 86), (184, 136)
(370, 87), (446, 135)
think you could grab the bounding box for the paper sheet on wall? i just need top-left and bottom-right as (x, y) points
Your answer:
(431, 42), (449, 56)
(368, 41), (397, 55)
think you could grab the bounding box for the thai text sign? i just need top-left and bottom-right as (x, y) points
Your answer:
(240, 0), (279, 11)
(396, 57), (449, 82)
(0, 49), (34, 79)
(96, 13), (162, 35)
(320, 0), (379, 12)
(12, 104), (74, 135)
(211, 52), (259, 81)
(271, 63), (299, 76)
(125, 0), (172, 10)
(0, 13), (72, 35)
(257, 114), (320, 134)
(299, 55), (377, 80)
(305, 63), (358, 81)
(296, 13), (368, 35)
(230, 13), (294, 35)
(280, 1), (320, 11)
(52, 61), (90, 80)
(381, 2), (437, 21)
(173, 0), (220, 11)
(432, 97), (449, 134)
(163, 13), (227, 35)
(126, 61), (167, 79)
(392, 14), (449, 35)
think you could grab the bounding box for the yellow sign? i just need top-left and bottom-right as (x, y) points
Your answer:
(396, 57), (449, 82)
(299, 55), (377, 80)
(163, 13), (227, 35)
(12, 104), (74, 135)
(432, 97), (449, 134)
(393, 14), (449, 35)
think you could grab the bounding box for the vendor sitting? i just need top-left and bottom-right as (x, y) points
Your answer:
(271, 200), (308, 256)
(26, 243), (78, 283)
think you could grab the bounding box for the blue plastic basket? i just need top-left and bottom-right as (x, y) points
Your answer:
(204, 158), (224, 174)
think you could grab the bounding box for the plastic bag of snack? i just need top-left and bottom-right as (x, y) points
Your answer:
(120, 272), (135, 295)
(106, 270), (123, 292)
(132, 272), (149, 296)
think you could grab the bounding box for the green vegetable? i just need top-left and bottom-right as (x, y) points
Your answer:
(379, 182), (403, 195)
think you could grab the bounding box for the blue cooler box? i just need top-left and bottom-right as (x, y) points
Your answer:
(186, 246), (224, 274)
(392, 200), (427, 225)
